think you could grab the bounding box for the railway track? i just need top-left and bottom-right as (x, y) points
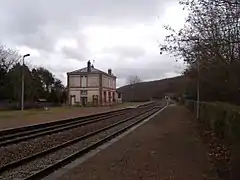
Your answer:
(0, 107), (149, 167)
(0, 102), (162, 180)
(0, 102), (154, 139)
(0, 108), (131, 147)
(0, 102), (155, 146)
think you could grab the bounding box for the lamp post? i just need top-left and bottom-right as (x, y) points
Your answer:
(196, 55), (200, 119)
(21, 54), (30, 111)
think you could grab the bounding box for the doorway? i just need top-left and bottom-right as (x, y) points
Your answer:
(70, 95), (76, 106)
(81, 97), (87, 106)
(92, 95), (98, 106)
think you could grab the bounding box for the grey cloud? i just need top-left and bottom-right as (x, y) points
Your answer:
(59, 35), (90, 61)
(0, 0), (179, 87)
(0, 1), (44, 35)
(113, 55), (184, 85)
(91, 47), (184, 87)
(61, 46), (86, 61)
(105, 46), (146, 59)
(0, 0), (172, 50)
(19, 32), (55, 52)
(0, 1), (77, 51)
(30, 54), (84, 84)
(116, 78), (128, 88)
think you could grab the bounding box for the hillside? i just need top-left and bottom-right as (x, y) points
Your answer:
(117, 76), (190, 102)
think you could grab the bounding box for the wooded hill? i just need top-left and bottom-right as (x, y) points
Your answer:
(117, 76), (190, 102)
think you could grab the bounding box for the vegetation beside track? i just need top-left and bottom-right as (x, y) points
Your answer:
(0, 102), (148, 129)
(185, 100), (240, 179)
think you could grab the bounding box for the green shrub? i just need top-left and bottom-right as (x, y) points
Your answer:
(185, 100), (240, 176)
(227, 110), (240, 143)
(211, 104), (227, 139)
(186, 100), (240, 141)
(200, 103), (212, 129)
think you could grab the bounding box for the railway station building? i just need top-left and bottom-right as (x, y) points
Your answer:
(67, 61), (120, 106)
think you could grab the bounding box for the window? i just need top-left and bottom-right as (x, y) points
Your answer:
(110, 79), (112, 88)
(81, 90), (87, 95)
(81, 76), (87, 87)
(113, 80), (115, 88)
(104, 91), (107, 102)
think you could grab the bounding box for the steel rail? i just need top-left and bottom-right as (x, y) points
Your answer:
(0, 102), (154, 138)
(0, 108), (131, 137)
(0, 107), (157, 175)
(24, 107), (159, 180)
(0, 110), (132, 147)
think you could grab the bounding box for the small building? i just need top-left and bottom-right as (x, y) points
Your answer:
(67, 61), (117, 106)
(116, 91), (122, 103)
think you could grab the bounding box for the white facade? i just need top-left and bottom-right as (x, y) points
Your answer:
(88, 74), (99, 87)
(67, 61), (117, 106)
(102, 75), (116, 89)
(69, 75), (81, 87)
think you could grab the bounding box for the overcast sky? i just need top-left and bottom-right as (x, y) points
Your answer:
(0, 0), (187, 87)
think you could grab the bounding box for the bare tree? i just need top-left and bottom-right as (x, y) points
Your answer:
(0, 45), (20, 71)
(126, 75), (141, 102)
(0, 45), (21, 100)
(126, 75), (141, 85)
(160, 0), (240, 103)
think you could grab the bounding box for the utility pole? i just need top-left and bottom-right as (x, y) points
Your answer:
(21, 54), (30, 111)
(196, 55), (200, 119)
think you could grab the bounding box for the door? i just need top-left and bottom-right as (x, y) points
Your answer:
(70, 95), (76, 106)
(81, 97), (87, 106)
(108, 92), (111, 104)
(92, 95), (98, 106)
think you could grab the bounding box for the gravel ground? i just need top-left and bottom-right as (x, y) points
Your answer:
(0, 110), (142, 167)
(58, 105), (218, 180)
(0, 109), (157, 180)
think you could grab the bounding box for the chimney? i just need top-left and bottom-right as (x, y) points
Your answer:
(87, 60), (91, 72)
(108, 68), (112, 75)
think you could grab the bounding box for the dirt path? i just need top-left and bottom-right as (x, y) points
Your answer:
(59, 105), (217, 180)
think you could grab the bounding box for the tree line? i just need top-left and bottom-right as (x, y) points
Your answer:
(0, 45), (67, 109)
(160, 0), (240, 104)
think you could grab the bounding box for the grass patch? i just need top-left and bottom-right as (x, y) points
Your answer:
(0, 106), (80, 119)
(0, 102), (147, 120)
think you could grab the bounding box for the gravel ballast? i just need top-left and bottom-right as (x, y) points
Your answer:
(0, 110), (142, 167)
(0, 103), (147, 130)
(58, 105), (217, 180)
(0, 109), (157, 180)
